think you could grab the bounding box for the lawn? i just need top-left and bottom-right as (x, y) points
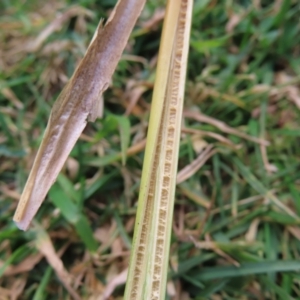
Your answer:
(1, 0), (300, 299)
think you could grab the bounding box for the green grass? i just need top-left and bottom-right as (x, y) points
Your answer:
(1, 0), (300, 299)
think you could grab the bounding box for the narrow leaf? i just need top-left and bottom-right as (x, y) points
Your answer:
(49, 185), (98, 252)
(193, 260), (300, 281)
(115, 115), (131, 165)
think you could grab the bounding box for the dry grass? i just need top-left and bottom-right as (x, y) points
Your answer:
(1, 0), (300, 299)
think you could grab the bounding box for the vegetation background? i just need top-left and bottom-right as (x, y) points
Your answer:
(1, 0), (300, 299)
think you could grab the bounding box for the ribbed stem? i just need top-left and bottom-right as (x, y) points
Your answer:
(124, 0), (193, 299)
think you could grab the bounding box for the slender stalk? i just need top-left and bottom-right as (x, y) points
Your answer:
(124, 1), (193, 299)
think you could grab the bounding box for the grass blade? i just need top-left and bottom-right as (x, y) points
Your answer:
(49, 184), (98, 252)
(193, 261), (300, 281)
(32, 266), (53, 300)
